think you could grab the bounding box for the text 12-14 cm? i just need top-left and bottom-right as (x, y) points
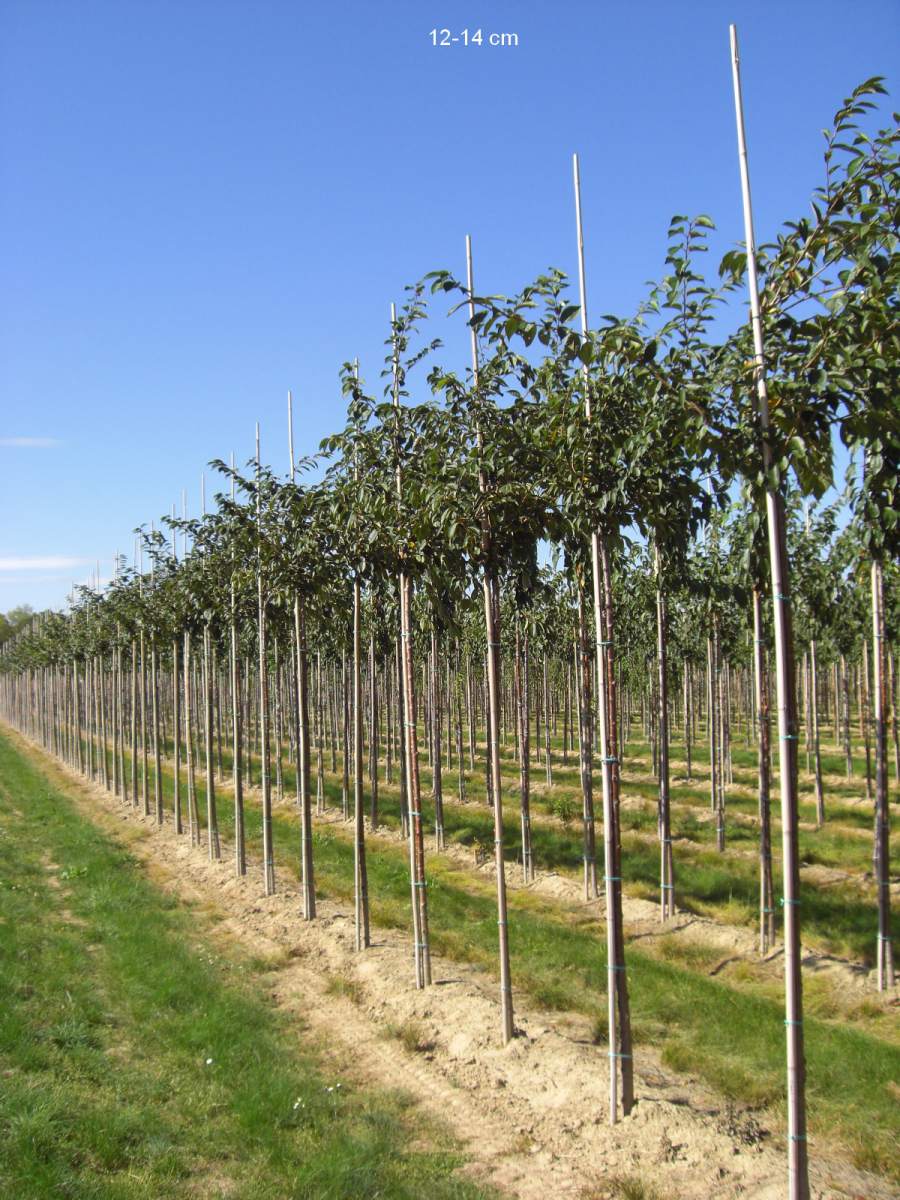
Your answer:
(429, 29), (519, 48)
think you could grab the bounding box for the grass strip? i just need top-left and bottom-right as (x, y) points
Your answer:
(0, 729), (490, 1200)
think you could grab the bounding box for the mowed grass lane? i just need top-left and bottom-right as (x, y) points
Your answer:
(0, 730), (490, 1200)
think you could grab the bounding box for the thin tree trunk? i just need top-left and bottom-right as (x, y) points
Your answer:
(871, 560), (894, 990)
(369, 632), (379, 827)
(889, 647), (900, 785)
(151, 641), (163, 824)
(214, 645), (224, 782)
(231, 612), (245, 876)
(203, 624), (221, 860)
(472, 652), (480, 772)
(258, 586), (274, 894)
(684, 660), (693, 780)
(716, 633), (727, 851)
(294, 595), (315, 919)
(315, 653), (325, 815)
(400, 574), (431, 987)
(139, 628), (148, 815)
(515, 619), (533, 884)
(708, 633), (719, 835)
(543, 653), (553, 787)
(753, 588), (775, 954)
(117, 637), (127, 803)
(655, 547), (674, 920)
(577, 592), (597, 900)
(484, 570), (514, 1039)
(454, 645), (466, 804)
(465, 238), (513, 1040)
(862, 640), (874, 800)
(341, 657), (350, 820)
(841, 653), (852, 779)
(172, 637), (182, 834)
(273, 637), (283, 803)
(431, 628), (444, 850)
(600, 539), (634, 1115)
(184, 630), (199, 846)
(810, 639), (824, 827)
(353, 576), (370, 949)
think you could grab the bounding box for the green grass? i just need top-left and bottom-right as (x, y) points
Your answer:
(383, 1020), (435, 1054)
(309, 769), (884, 965)
(312, 819), (900, 1177)
(123, 748), (900, 1179)
(91, 720), (895, 987)
(61, 725), (900, 1178)
(81, 718), (895, 961)
(0, 730), (490, 1200)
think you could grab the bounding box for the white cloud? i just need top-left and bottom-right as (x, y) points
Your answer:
(0, 556), (91, 572)
(0, 574), (78, 587)
(0, 436), (62, 448)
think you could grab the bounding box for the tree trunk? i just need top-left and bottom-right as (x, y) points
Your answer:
(203, 625), (221, 861)
(294, 595), (315, 919)
(576, 592), (597, 900)
(231, 613), (245, 876)
(353, 576), (370, 949)
(753, 588), (775, 954)
(183, 630), (200, 846)
(431, 628), (444, 850)
(871, 560), (894, 990)
(595, 537), (633, 1118)
(841, 653), (852, 780)
(172, 638), (182, 834)
(515, 619), (533, 884)
(810, 639), (824, 827)
(684, 660), (693, 780)
(139, 629), (148, 815)
(484, 569), (514, 1042)
(369, 632), (379, 827)
(655, 548), (674, 921)
(151, 641), (163, 824)
(399, 572), (431, 988)
(861, 644), (873, 799)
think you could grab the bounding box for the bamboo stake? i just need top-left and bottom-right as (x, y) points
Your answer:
(138, 539), (148, 815)
(515, 618), (532, 883)
(129, 637), (137, 805)
(288, 393), (316, 919)
(352, 361), (371, 950)
(655, 544), (674, 920)
(230, 451), (246, 876)
(197, 475), (220, 859)
(573, 151), (628, 1122)
(730, 26), (809, 1198)
(256, 424), (275, 895)
(392, 301), (431, 988)
(203, 621), (220, 859)
(466, 235), (514, 1043)
(149, 526), (163, 825)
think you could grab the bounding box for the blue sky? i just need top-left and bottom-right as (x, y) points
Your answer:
(1, 0), (896, 610)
